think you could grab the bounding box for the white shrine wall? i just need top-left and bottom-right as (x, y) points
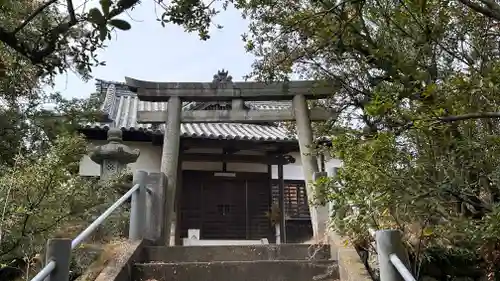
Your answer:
(79, 140), (342, 180)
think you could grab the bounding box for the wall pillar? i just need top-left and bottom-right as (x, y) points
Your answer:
(277, 162), (286, 243)
(161, 96), (182, 246)
(292, 94), (329, 240)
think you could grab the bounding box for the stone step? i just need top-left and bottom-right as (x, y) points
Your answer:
(133, 260), (339, 281)
(143, 244), (331, 262)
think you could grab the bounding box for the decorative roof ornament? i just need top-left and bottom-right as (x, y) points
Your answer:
(100, 83), (116, 114)
(99, 83), (117, 122)
(89, 128), (140, 180)
(212, 69), (233, 88)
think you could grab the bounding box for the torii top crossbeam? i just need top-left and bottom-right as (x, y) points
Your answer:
(125, 70), (338, 102)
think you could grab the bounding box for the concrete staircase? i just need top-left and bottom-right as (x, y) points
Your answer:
(132, 244), (339, 281)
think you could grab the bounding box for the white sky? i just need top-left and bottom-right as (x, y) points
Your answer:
(44, 0), (254, 99)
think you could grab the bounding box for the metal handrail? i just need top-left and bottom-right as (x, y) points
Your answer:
(29, 183), (140, 281)
(389, 254), (416, 281)
(72, 183), (140, 249)
(30, 260), (56, 281)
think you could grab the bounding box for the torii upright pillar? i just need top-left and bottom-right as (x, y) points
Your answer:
(161, 96), (182, 246)
(293, 94), (329, 240)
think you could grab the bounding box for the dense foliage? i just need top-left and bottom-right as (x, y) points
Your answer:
(0, 43), (124, 278)
(0, 50), (112, 281)
(0, 0), (228, 279)
(0, 134), (123, 276)
(5, 0), (500, 280)
(234, 0), (500, 280)
(0, 0), (223, 78)
(0, 2), (113, 279)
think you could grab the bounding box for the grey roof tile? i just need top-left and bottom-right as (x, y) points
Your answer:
(86, 80), (296, 142)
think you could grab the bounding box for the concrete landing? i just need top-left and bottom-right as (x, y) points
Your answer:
(133, 260), (336, 281)
(143, 244), (331, 262)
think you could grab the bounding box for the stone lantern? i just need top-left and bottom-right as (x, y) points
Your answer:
(89, 128), (140, 181)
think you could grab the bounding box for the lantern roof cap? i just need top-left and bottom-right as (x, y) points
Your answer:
(89, 128), (140, 164)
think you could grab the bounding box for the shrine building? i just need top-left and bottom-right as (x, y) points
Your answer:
(78, 71), (341, 245)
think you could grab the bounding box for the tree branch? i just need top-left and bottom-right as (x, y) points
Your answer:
(31, 0), (81, 65)
(387, 112), (500, 136)
(12, 0), (59, 34)
(457, 0), (500, 21)
(438, 112), (500, 122)
(0, 213), (30, 257)
(0, 27), (33, 59)
(479, 0), (500, 16)
(29, 211), (78, 234)
(0, 0), (139, 67)
(0, 0), (81, 65)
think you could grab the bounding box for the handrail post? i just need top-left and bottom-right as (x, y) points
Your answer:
(375, 230), (411, 281)
(144, 173), (167, 244)
(45, 238), (71, 281)
(129, 170), (148, 240)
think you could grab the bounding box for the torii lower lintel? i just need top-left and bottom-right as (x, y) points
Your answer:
(137, 109), (338, 123)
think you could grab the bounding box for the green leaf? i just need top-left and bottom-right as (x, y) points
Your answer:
(422, 83), (437, 98)
(99, 25), (108, 41)
(423, 227), (433, 237)
(100, 0), (112, 16)
(108, 19), (131, 30)
(88, 8), (105, 25)
(117, 0), (139, 10)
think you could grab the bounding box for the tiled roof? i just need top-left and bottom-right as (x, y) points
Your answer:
(85, 80), (296, 142)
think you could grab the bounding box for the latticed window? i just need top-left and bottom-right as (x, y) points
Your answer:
(105, 161), (117, 172)
(101, 160), (126, 180)
(204, 103), (231, 110)
(271, 180), (311, 219)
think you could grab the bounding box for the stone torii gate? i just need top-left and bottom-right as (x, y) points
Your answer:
(125, 70), (337, 245)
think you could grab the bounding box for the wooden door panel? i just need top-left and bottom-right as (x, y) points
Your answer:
(179, 171), (203, 238)
(246, 180), (271, 240)
(180, 171), (271, 240)
(202, 179), (246, 239)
